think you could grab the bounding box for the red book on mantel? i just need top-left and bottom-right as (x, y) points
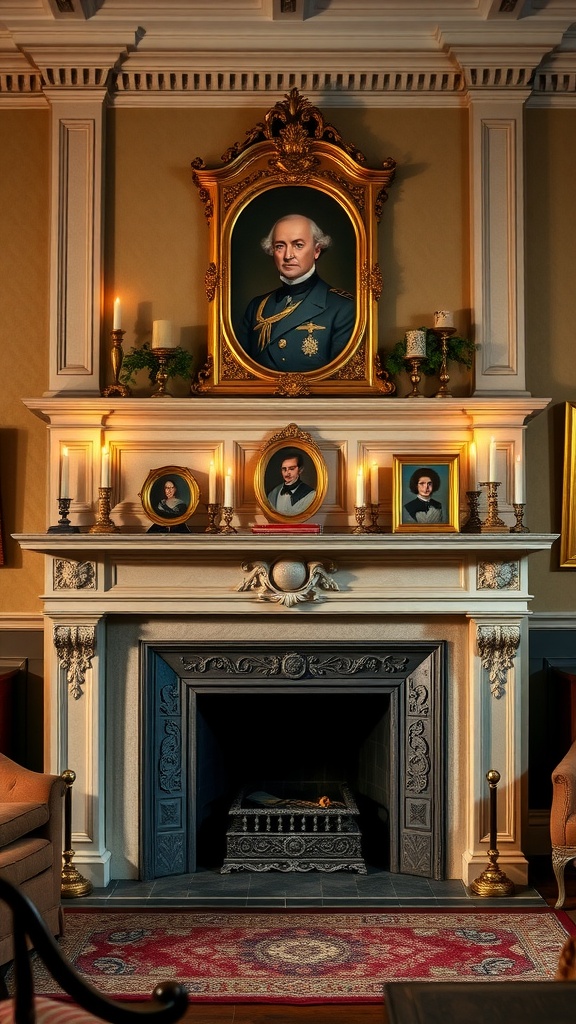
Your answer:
(251, 523), (322, 534)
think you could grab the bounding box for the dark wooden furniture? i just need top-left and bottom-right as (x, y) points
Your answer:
(383, 980), (576, 1023)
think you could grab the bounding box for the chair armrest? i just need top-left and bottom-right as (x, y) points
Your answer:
(0, 753), (63, 807)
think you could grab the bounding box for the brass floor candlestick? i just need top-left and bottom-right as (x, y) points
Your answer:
(89, 486), (119, 533)
(461, 490), (482, 533)
(404, 356), (424, 397)
(151, 347), (177, 397)
(219, 506), (237, 534)
(205, 502), (221, 533)
(479, 481), (508, 533)
(101, 328), (131, 398)
(470, 769), (515, 897)
(510, 502), (529, 533)
(48, 497), (80, 534)
(431, 326), (456, 398)
(353, 505), (369, 534)
(61, 769), (92, 898)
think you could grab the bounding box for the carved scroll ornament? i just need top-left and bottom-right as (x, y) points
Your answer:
(476, 623), (520, 699)
(53, 624), (96, 700)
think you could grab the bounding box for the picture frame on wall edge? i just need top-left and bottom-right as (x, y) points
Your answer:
(561, 402), (576, 567)
(392, 454), (460, 534)
(139, 466), (200, 532)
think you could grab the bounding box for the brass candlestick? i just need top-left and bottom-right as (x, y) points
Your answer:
(470, 769), (515, 897)
(101, 328), (131, 398)
(48, 497), (80, 534)
(150, 347), (177, 398)
(404, 356), (424, 398)
(219, 506), (237, 534)
(367, 502), (382, 533)
(431, 326), (456, 398)
(479, 481), (508, 533)
(205, 502), (221, 533)
(353, 505), (369, 534)
(89, 486), (119, 533)
(510, 502), (529, 533)
(61, 769), (92, 898)
(461, 490), (482, 533)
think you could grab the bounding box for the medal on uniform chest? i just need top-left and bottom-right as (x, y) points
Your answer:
(297, 321), (325, 357)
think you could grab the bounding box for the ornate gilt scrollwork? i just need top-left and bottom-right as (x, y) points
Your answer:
(476, 623), (520, 699)
(477, 561), (520, 590)
(53, 624), (95, 700)
(53, 559), (95, 590)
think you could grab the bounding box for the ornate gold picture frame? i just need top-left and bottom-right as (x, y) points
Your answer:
(254, 423), (327, 524)
(392, 455), (460, 534)
(139, 466), (200, 529)
(191, 88), (396, 398)
(561, 402), (576, 567)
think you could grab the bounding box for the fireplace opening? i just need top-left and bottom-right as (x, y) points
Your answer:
(195, 693), (391, 872)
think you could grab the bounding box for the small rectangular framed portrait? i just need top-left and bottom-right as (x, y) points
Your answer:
(139, 466), (199, 532)
(254, 423), (327, 524)
(392, 455), (460, 533)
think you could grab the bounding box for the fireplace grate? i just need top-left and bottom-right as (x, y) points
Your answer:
(221, 781), (367, 873)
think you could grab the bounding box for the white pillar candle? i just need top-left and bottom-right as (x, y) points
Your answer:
(370, 462), (379, 504)
(514, 455), (524, 504)
(151, 320), (175, 349)
(113, 296), (121, 330)
(224, 467), (233, 508)
(60, 446), (69, 498)
(208, 460), (216, 504)
(356, 467), (365, 507)
(433, 310), (454, 329)
(468, 440), (477, 491)
(405, 329), (426, 359)
(100, 446), (110, 488)
(489, 437), (497, 481)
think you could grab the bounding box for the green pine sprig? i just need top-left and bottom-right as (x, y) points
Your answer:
(119, 343), (194, 387)
(385, 328), (476, 378)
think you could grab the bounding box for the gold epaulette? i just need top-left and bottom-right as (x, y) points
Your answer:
(330, 287), (354, 300)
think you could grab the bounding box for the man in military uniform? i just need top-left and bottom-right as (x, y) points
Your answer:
(237, 214), (355, 373)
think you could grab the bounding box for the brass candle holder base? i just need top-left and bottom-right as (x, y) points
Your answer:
(206, 502), (221, 533)
(150, 347), (177, 398)
(101, 328), (131, 398)
(510, 502), (529, 533)
(61, 768), (92, 898)
(470, 769), (515, 898)
(48, 497), (80, 534)
(479, 481), (508, 533)
(219, 506), (237, 534)
(89, 486), (119, 533)
(461, 490), (482, 533)
(404, 355), (424, 398)
(352, 505), (369, 534)
(367, 502), (382, 532)
(431, 326), (456, 398)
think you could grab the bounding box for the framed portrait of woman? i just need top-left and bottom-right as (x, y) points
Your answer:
(191, 88), (396, 398)
(392, 455), (460, 533)
(254, 423), (327, 524)
(140, 466), (199, 529)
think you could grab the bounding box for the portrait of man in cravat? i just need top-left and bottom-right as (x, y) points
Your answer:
(265, 447), (317, 517)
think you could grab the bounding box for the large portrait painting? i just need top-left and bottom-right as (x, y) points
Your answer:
(191, 88), (396, 398)
(254, 423), (327, 524)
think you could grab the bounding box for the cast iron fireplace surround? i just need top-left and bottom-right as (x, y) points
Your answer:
(140, 641), (446, 882)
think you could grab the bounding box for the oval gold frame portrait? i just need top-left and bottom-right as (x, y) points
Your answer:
(254, 423), (328, 524)
(140, 466), (200, 528)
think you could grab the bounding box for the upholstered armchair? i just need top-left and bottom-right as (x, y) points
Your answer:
(0, 753), (65, 966)
(551, 738), (576, 908)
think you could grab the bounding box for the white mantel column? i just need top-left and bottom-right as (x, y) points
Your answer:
(27, 49), (122, 397)
(463, 614), (528, 886)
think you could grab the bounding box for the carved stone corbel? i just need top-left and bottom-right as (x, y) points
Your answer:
(53, 624), (96, 700)
(476, 623), (520, 699)
(237, 558), (339, 606)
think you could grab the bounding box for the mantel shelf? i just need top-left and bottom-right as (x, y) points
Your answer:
(13, 532), (558, 556)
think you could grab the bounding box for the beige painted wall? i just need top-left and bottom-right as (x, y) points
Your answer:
(1, 102), (575, 613)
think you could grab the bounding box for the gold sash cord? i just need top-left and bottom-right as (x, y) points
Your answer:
(253, 294), (302, 351)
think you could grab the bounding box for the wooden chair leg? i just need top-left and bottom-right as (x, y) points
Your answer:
(552, 847), (576, 909)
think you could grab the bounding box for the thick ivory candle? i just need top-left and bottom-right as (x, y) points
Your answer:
(208, 460), (216, 504)
(468, 441), (477, 491)
(100, 447), (110, 488)
(405, 329), (426, 359)
(434, 310), (454, 329)
(60, 446), (69, 498)
(515, 455), (524, 503)
(224, 467), (233, 508)
(370, 462), (379, 503)
(113, 297), (121, 330)
(489, 437), (497, 481)
(356, 467), (365, 506)
(151, 320), (175, 349)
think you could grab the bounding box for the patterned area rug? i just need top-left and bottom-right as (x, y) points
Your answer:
(27, 908), (574, 1003)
